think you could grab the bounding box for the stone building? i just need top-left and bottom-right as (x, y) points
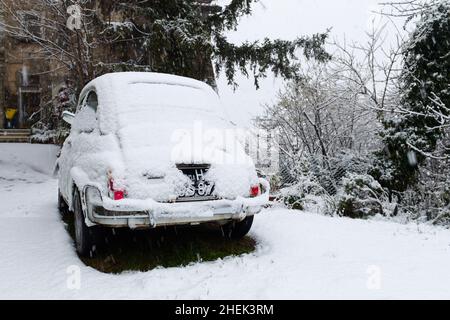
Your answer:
(0, 13), (4, 128)
(0, 0), (66, 129)
(0, 0), (217, 129)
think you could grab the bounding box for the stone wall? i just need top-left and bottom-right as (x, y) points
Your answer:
(0, 0), (67, 129)
(0, 9), (5, 128)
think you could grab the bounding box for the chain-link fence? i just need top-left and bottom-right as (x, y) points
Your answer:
(247, 127), (367, 196)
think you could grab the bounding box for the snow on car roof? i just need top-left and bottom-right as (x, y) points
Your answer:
(79, 72), (220, 134)
(80, 72), (215, 101)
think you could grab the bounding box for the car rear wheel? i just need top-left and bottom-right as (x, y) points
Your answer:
(222, 215), (254, 239)
(58, 189), (69, 215)
(73, 189), (98, 257)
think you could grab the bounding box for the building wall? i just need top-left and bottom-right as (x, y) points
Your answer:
(0, 0), (217, 129)
(0, 9), (5, 128)
(0, 1), (52, 128)
(0, 0), (69, 129)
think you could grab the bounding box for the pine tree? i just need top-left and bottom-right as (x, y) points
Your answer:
(373, 1), (450, 193)
(97, 0), (330, 88)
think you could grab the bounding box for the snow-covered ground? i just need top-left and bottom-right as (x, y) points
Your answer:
(2, 143), (450, 299)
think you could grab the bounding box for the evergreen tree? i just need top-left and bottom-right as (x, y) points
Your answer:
(97, 0), (330, 88)
(373, 1), (450, 193)
(1, 0), (330, 143)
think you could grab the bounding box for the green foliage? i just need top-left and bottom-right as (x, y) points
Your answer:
(31, 84), (76, 145)
(279, 173), (325, 211)
(213, 34), (330, 88)
(279, 155), (328, 211)
(99, 0), (331, 88)
(337, 173), (386, 219)
(283, 194), (304, 210)
(370, 143), (419, 193)
(375, 1), (450, 192)
(268, 174), (282, 193)
(100, 0), (213, 83)
(403, 2), (450, 122)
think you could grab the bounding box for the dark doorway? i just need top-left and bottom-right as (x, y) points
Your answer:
(19, 89), (41, 128)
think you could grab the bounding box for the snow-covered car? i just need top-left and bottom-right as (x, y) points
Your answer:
(56, 72), (269, 256)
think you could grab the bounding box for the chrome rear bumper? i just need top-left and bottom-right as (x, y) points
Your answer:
(91, 205), (261, 229)
(82, 178), (269, 229)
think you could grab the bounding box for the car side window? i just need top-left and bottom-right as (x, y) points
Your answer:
(73, 90), (98, 134)
(86, 92), (98, 112)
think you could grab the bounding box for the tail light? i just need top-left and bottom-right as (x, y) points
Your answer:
(112, 190), (124, 201)
(108, 173), (126, 201)
(250, 185), (260, 198)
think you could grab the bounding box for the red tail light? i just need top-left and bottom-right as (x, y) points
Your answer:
(108, 175), (125, 201)
(113, 190), (124, 200)
(250, 185), (260, 197)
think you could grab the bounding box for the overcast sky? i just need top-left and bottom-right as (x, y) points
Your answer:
(216, 0), (405, 127)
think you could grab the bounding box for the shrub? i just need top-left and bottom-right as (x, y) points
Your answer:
(279, 174), (326, 211)
(336, 173), (387, 219)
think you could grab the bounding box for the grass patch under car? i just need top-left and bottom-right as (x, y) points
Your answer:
(63, 213), (256, 274)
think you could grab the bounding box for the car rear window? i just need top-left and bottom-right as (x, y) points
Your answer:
(124, 82), (214, 113)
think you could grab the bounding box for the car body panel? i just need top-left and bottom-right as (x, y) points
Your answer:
(57, 72), (269, 228)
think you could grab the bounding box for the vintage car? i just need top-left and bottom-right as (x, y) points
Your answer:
(56, 72), (269, 256)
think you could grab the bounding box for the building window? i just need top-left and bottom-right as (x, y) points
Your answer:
(17, 70), (40, 88)
(17, 11), (41, 39)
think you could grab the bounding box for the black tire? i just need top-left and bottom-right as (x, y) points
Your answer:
(222, 215), (254, 239)
(58, 189), (69, 215)
(73, 189), (98, 257)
